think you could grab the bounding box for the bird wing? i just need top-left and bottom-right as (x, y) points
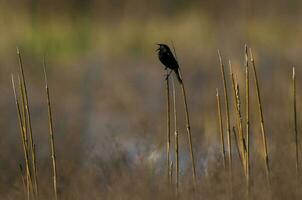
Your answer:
(166, 51), (179, 69)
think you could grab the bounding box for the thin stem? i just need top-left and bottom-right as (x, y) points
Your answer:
(17, 75), (31, 199)
(218, 50), (232, 200)
(43, 59), (58, 200)
(216, 89), (226, 169)
(17, 48), (39, 199)
(179, 75), (197, 187)
(12, 75), (33, 200)
(232, 126), (242, 164)
(229, 61), (246, 172)
(165, 72), (171, 185)
(172, 45), (196, 187)
(169, 161), (173, 186)
(172, 77), (179, 192)
(250, 49), (271, 195)
(245, 44), (250, 199)
(293, 67), (299, 199)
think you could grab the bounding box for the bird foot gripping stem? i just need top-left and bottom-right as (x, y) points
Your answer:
(164, 69), (173, 81)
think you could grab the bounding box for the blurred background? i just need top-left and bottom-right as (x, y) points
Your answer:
(1, 0), (302, 199)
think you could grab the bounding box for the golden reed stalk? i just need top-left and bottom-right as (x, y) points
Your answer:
(12, 75), (33, 200)
(244, 45), (250, 199)
(172, 77), (179, 192)
(218, 50), (233, 200)
(165, 72), (171, 185)
(250, 49), (271, 197)
(17, 48), (39, 199)
(293, 67), (299, 199)
(216, 89), (227, 169)
(43, 59), (58, 200)
(229, 61), (246, 172)
(171, 43), (196, 188)
(179, 74), (197, 187)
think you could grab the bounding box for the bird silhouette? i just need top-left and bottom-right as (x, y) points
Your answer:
(156, 44), (182, 83)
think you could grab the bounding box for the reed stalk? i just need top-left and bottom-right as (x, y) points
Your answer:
(232, 126), (242, 164)
(218, 50), (232, 199)
(293, 67), (299, 199)
(171, 44), (196, 187)
(43, 60), (58, 200)
(216, 89), (226, 168)
(169, 161), (173, 186)
(229, 61), (246, 172)
(179, 74), (197, 187)
(12, 75), (33, 200)
(165, 72), (171, 185)
(172, 77), (179, 191)
(249, 49), (271, 194)
(245, 45), (250, 199)
(18, 76), (28, 149)
(17, 48), (39, 199)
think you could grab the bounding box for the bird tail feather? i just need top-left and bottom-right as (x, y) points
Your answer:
(174, 69), (182, 83)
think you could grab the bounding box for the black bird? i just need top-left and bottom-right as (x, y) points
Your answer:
(156, 44), (182, 83)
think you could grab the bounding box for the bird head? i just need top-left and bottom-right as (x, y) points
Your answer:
(156, 43), (170, 52)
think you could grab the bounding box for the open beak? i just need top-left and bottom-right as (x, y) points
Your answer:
(155, 44), (161, 51)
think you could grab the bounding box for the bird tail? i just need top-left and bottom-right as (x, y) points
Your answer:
(174, 69), (183, 83)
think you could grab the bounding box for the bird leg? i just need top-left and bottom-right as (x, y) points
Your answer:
(165, 69), (173, 80)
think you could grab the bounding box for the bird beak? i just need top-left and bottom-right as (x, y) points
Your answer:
(156, 44), (161, 51)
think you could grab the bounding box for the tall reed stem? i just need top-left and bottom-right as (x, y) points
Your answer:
(229, 61), (246, 172)
(169, 161), (173, 186)
(249, 49), (271, 195)
(17, 48), (39, 199)
(245, 45), (250, 199)
(293, 67), (299, 199)
(218, 50), (232, 199)
(165, 72), (171, 185)
(12, 75), (33, 200)
(43, 60), (58, 200)
(179, 74), (197, 187)
(172, 77), (179, 192)
(171, 44), (196, 187)
(216, 89), (226, 168)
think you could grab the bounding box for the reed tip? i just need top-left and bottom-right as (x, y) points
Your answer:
(217, 49), (222, 62)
